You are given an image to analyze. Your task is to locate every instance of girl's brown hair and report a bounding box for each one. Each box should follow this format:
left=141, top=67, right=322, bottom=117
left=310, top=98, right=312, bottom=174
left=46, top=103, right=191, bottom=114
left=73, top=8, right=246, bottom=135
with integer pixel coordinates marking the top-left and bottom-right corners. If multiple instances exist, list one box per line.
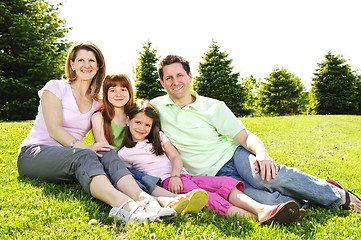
left=122, top=99, right=164, bottom=156
left=64, top=41, right=106, bottom=100
left=101, top=74, right=134, bottom=147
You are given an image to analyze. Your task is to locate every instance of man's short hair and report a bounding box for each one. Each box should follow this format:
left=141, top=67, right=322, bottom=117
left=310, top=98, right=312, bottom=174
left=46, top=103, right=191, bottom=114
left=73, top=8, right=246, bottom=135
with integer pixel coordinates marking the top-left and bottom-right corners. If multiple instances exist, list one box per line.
left=158, top=55, right=191, bottom=80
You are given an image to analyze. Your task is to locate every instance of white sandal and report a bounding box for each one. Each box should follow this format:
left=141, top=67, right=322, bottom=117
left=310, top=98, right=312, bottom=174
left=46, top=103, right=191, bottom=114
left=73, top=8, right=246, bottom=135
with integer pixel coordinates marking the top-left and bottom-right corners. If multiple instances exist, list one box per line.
left=138, top=198, right=177, bottom=218
left=109, top=199, right=159, bottom=224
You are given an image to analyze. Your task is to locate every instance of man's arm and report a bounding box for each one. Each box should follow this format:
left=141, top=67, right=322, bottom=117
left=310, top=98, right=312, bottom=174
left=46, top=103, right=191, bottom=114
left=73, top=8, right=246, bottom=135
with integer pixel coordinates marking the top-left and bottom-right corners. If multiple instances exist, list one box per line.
left=233, top=129, right=278, bottom=181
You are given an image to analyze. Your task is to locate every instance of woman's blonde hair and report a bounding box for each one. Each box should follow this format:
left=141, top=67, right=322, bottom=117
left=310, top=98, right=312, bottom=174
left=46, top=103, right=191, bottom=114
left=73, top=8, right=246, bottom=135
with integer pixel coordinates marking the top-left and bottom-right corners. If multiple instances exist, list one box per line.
left=64, top=41, right=106, bottom=100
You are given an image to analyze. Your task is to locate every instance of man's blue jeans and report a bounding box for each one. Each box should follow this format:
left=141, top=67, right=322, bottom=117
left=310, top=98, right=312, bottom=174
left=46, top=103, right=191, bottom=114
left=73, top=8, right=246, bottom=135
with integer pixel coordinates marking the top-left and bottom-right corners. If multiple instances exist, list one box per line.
left=216, top=146, right=342, bottom=208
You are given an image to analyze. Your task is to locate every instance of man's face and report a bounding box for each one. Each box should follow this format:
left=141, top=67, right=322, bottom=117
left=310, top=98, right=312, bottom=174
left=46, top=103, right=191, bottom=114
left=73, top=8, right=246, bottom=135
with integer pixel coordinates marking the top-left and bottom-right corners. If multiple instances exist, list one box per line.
left=160, top=63, right=192, bottom=100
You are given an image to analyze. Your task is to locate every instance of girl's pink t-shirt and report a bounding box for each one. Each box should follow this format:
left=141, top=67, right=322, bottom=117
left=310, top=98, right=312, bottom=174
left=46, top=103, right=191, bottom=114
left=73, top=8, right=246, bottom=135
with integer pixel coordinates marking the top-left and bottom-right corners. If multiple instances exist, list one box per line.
left=20, top=80, right=102, bottom=149
left=118, top=131, right=188, bottom=180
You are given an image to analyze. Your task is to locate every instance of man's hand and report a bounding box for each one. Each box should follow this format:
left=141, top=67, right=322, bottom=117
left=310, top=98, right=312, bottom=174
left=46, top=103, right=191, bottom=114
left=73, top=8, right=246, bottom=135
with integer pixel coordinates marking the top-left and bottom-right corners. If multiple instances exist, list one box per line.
left=233, top=129, right=278, bottom=181
left=254, top=151, right=278, bottom=181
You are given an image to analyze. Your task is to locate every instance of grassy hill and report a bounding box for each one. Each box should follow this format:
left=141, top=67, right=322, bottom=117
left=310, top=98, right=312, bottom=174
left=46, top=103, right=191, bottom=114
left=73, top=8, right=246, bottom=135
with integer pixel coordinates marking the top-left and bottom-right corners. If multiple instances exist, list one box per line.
left=1, top=115, right=360, bottom=239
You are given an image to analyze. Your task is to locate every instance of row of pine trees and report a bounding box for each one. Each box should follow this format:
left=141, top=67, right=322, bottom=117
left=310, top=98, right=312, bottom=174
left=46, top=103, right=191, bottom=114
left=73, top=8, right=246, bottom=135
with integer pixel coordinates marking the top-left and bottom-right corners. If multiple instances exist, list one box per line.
left=135, top=40, right=361, bottom=117
left=1, top=0, right=360, bottom=120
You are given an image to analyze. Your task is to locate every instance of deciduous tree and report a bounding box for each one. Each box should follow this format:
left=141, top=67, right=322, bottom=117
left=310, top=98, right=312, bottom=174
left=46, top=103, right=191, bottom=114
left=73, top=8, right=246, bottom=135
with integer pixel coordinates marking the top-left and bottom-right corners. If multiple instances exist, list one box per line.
left=239, top=75, right=261, bottom=116
left=0, top=0, right=70, bottom=120
left=355, top=75, right=361, bottom=115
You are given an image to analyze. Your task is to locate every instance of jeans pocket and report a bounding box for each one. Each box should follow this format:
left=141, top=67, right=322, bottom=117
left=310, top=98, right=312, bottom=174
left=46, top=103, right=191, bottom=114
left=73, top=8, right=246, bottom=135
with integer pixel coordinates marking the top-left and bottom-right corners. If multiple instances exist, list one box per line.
left=216, top=159, right=236, bottom=176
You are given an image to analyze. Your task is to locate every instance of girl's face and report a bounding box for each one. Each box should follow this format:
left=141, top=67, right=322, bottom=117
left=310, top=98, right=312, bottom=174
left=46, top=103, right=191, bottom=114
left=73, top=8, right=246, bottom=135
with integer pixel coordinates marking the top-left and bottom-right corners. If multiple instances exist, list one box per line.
left=107, top=84, right=130, bottom=109
left=126, top=112, right=153, bottom=142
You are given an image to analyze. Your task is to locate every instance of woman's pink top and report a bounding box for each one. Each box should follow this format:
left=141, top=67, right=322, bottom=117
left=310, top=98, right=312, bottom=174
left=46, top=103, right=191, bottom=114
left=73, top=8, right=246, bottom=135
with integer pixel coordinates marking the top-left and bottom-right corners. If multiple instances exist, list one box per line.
left=19, top=80, right=101, bottom=149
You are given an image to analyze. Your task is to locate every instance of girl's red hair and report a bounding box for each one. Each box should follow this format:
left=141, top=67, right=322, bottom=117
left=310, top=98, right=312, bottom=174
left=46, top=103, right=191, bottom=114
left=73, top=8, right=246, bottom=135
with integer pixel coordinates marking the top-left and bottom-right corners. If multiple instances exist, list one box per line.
left=101, top=74, right=134, bottom=147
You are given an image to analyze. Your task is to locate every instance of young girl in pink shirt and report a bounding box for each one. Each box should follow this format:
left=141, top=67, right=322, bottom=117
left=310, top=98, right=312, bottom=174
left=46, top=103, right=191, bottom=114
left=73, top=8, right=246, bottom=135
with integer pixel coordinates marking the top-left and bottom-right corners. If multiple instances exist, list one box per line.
left=91, top=74, right=209, bottom=216
left=118, top=99, right=305, bottom=224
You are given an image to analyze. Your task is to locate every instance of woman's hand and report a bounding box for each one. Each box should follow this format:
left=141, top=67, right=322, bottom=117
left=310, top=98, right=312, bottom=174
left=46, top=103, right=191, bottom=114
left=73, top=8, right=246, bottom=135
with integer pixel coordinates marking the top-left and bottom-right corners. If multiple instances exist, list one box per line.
left=168, top=176, right=183, bottom=194
left=89, top=142, right=114, bottom=157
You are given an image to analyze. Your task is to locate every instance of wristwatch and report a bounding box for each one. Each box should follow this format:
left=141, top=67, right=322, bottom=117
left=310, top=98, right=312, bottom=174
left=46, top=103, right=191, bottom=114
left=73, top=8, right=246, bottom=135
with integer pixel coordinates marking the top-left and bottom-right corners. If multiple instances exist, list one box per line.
left=70, top=138, right=78, bottom=148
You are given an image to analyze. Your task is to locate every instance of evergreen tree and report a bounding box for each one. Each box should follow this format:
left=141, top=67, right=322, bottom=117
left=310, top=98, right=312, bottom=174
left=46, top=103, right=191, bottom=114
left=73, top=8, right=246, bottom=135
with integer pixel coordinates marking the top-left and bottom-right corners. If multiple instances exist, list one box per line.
left=309, top=51, right=357, bottom=114
left=258, top=67, right=305, bottom=116
left=0, top=0, right=70, bottom=120
left=134, top=41, right=165, bottom=100
left=193, top=40, right=246, bottom=116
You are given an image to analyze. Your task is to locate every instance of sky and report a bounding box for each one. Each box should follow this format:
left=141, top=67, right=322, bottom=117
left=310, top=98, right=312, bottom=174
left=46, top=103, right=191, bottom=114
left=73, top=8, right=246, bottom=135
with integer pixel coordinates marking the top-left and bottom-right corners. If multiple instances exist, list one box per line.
left=52, top=0, right=361, bottom=90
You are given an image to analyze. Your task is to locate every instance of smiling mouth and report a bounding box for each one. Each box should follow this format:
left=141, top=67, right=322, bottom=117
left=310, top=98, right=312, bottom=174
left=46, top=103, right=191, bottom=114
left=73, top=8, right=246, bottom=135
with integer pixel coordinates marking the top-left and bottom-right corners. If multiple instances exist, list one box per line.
left=173, top=86, right=183, bottom=91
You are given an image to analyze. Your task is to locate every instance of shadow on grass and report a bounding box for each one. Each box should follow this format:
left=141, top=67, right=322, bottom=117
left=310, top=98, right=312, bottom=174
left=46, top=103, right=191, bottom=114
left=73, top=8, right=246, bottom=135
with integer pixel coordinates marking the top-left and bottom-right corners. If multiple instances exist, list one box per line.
left=16, top=176, right=357, bottom=239
left=17, top=175, right=110, bottom=219
left=147, top=207, right=356, bottom=239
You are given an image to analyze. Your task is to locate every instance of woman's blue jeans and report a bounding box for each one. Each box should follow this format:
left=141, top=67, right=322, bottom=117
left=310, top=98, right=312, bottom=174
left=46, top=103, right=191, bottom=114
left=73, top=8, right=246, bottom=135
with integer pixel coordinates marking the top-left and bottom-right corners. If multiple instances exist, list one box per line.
left=216, top=146, right=342, bottom=208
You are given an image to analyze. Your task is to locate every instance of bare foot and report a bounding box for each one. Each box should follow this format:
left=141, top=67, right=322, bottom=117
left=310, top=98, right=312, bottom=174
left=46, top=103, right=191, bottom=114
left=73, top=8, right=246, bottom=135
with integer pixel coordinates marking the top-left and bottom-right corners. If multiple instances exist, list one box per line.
left=225, top=206, right=257, bottom=219
left=345, top=190, right=361, bottom=214
left=258, top=205, right=276, bottom=222
left=338, top=188, right=361, bottom=214
left=350, top=193, right=361, bottom=214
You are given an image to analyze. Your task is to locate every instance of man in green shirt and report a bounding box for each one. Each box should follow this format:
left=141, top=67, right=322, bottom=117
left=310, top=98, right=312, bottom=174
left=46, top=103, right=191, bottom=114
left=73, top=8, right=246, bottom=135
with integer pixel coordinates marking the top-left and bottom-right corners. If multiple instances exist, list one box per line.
left=150, top=55, right=361, bottom=213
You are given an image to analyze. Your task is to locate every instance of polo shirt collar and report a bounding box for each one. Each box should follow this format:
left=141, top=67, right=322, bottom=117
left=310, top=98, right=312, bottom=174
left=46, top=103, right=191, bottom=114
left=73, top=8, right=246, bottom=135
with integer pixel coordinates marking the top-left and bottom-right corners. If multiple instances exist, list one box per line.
left=164, top=91, right=202, bottom=110
left=189, top=91, right=202, bottom=110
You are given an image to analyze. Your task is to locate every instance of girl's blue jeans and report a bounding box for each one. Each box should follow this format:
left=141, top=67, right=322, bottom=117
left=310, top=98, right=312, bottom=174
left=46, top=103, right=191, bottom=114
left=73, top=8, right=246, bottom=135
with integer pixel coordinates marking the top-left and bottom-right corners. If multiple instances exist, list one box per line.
left=216, top=146, right=342, bottom=208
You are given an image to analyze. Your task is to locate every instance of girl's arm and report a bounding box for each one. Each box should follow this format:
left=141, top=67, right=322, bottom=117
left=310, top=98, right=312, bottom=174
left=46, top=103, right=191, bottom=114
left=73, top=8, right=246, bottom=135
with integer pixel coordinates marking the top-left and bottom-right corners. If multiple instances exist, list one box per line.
left=164, top=141, right=184, bottom=194
left=42, top=90, right=113, bottom=157
left=91, top=111, right=110, bottom=143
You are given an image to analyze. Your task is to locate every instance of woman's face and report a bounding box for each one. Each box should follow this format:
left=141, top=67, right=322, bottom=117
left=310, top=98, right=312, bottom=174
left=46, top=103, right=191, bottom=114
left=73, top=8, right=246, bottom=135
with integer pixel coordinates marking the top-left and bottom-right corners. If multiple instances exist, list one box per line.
left=107, top=84, right=130, bottom=109
left=70, top=49, right=99, bottom=81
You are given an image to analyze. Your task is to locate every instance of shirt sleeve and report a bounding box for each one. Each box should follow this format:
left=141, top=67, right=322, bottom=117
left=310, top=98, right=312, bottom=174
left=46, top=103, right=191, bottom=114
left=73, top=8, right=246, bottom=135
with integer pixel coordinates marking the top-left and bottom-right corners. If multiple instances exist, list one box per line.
left=213, top=101, right=245, bottom=139
left=38, top=80, right=65, bottom=100
left=160, top=131, right=170, bottom=146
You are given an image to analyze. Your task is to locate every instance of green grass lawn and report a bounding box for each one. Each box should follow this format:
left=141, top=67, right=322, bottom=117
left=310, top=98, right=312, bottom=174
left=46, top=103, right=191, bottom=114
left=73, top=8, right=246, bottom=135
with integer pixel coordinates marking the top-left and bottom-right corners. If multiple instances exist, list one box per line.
left=1, top=115, right=360, bottom=239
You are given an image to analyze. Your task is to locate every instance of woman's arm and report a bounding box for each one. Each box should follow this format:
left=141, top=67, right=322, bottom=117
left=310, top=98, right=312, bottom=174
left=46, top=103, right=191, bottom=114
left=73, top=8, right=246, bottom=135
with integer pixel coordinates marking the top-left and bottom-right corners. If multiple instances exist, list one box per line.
left=42, top=90, right=76, bottom=147
left=164, top=141, right=184, bottom=194
left=42, top=90, right=113, bottom=156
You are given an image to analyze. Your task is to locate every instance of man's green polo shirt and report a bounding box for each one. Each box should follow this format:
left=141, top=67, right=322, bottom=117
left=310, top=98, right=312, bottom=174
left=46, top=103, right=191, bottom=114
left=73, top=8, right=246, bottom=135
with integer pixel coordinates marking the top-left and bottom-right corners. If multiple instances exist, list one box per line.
left=151, top=91, right=245, bottom=176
